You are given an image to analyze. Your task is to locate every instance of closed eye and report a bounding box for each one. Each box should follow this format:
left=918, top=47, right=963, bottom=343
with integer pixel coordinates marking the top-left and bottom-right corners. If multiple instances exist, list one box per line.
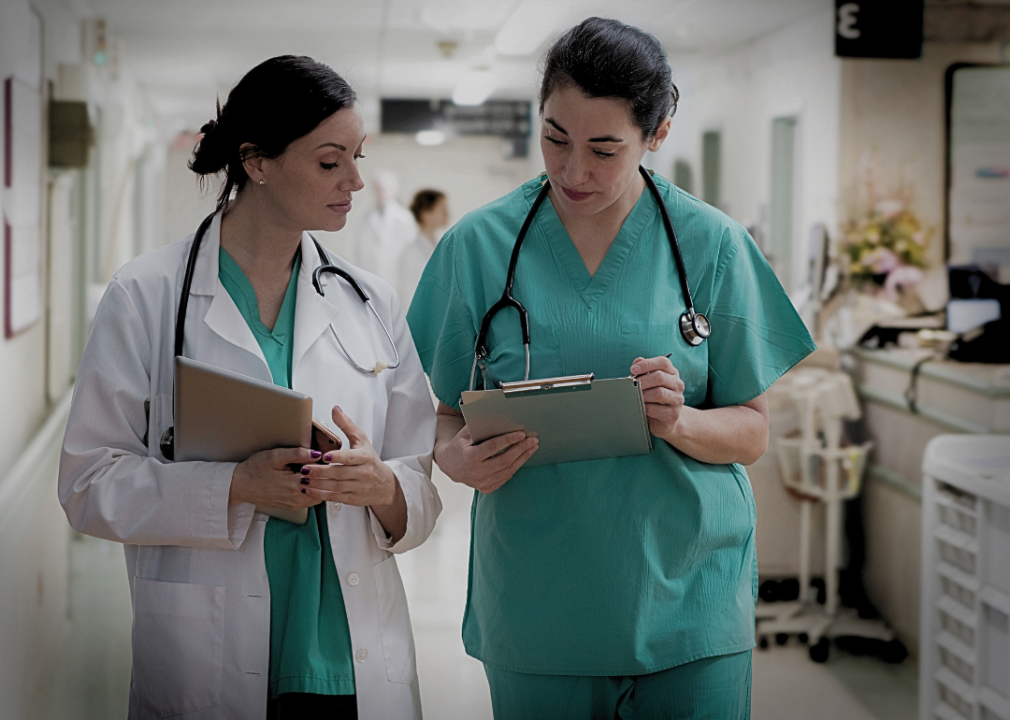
left=544, top=135, right=567, bottom=146
left=321, top=162, right=338, bottom=170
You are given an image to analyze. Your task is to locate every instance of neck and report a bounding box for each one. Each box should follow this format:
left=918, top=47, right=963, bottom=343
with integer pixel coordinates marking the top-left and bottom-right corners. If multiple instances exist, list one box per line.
left=219, top=190, right=301, bottom=280
left=419, top=224, right=438, bottom=242
left=548, top=171, right=645, bottom=275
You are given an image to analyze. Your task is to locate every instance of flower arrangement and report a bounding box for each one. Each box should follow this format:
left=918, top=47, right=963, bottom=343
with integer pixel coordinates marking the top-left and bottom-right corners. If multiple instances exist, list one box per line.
left=840, top=197, right=931, bottom=301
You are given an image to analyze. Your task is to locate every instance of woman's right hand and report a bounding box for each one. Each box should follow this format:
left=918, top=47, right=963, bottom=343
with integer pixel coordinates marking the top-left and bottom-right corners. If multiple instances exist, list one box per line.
left=229, top=447, right=322, bottom=508
left=435, top=417, right=538, bottom=495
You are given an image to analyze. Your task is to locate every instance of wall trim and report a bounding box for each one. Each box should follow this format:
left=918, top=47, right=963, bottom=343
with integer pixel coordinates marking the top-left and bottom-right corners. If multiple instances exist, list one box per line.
left=867, top=462, right=923, bottom=503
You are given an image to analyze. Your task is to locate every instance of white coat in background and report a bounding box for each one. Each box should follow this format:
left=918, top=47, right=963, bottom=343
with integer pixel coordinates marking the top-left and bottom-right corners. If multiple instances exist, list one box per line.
left=354, top=200, right=417, bottom=288
left=58, top=212, right=441, bottom=720
left=397, top=229, right=437, bottom=310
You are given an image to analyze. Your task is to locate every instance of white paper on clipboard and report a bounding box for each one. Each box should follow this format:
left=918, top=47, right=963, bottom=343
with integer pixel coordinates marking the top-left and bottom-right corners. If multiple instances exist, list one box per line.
left=459, top=373, right=653, bottom=467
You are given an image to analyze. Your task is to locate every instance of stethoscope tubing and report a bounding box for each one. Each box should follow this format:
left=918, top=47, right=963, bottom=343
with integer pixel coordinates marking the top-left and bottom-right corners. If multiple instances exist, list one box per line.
left=469, top=166, right=710, bottom=392
left=174, top=211, right=399, bottom=373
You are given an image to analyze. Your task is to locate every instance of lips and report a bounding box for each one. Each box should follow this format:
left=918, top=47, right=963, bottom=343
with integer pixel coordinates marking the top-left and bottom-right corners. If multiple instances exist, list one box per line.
left=561, top=186, right=592, bottom=202
left=328, top=201, right=353, bottom=213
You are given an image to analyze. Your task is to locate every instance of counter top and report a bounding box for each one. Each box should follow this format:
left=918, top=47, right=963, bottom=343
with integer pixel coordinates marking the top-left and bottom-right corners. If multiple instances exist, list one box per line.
left=849, top=348, right=1010, bottom=398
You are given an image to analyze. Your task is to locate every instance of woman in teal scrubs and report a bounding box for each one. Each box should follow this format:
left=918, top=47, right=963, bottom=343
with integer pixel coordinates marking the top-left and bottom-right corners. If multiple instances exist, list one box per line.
left=407, top=18, right=815, bottom=719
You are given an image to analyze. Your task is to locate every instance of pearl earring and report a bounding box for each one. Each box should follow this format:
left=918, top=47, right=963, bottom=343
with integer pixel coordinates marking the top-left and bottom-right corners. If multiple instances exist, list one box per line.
left=259, top=180, right=265, bottom=185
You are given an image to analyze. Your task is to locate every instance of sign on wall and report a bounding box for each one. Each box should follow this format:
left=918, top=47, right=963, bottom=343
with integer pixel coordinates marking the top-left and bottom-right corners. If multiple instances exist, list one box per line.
left=2, top=8, right=43, bottom=338
left=834, top=0, right=924, bottom=60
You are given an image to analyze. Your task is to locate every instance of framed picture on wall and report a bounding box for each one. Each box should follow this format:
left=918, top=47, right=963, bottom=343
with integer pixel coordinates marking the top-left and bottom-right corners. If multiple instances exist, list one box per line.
left=3, top=7, right=43, bottom=339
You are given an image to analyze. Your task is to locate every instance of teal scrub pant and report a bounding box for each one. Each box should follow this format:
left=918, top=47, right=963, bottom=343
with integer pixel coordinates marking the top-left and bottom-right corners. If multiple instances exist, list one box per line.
left=484, top=651, right=751, bottom=720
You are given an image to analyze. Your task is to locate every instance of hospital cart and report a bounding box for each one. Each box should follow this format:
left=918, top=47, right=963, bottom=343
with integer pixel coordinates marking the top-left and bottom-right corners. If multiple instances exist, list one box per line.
left=919, top=434, right=1010, bottom=720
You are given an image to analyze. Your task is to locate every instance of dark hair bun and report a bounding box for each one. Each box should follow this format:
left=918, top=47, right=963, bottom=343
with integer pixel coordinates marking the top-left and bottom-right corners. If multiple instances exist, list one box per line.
left=540, top=18, right=678, bottom=139
left=188, top=56, right=356, bottom=211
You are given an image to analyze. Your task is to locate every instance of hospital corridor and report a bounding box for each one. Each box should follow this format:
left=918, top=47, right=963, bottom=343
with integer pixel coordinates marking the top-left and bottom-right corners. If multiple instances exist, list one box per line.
left=0, top=1, right=1008, bottom=719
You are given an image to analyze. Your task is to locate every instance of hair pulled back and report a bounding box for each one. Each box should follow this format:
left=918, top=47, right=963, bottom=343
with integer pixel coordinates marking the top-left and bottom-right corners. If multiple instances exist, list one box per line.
left=409, top=189, right=446, bottom=223
left=189, top=55, right=357, bottom=211
left=539, top=17, right=678, bottom=140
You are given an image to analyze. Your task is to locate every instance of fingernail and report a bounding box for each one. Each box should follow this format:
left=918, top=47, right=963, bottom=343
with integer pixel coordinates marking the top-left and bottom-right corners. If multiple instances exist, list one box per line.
left=300, top=478, right=309, bottom=485
left=335, top=406, right=342, bottom=414
left=301, top=488, right=307, bottom=494
left=300, top=467, right=310, bottom=475
left=310, top=450, right=321, bottom=459
left=324, top=453, right=332, bottom=462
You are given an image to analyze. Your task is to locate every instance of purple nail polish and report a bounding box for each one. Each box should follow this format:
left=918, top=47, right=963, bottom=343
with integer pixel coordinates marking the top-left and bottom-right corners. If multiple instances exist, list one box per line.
left=301, top=488, right=307, bottom=494
left=310, top=450, right=321, bottom=459
left=300, top=478, right=309, bottom=485
left=324, top=454, right=332, bottom=462
left=300, top=467, right=310, bottom=475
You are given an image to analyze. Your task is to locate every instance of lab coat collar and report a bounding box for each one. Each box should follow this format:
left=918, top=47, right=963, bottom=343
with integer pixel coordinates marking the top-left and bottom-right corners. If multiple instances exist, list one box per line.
left=194, top=211, right=268, bottom=369
left=292, top=233, right=341, bottom=373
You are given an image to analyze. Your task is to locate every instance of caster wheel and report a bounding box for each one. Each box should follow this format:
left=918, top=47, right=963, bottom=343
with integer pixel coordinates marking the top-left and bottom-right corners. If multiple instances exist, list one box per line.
left=778, top=577, right=800, bottom=602
left=880, top=639, right=908, bottom=664
left=775, top=633, right=789, bottom=646
left=811, top=578, right=827, bottom=605
left=758, top=636, right=769, bottom=650
left=798, top=633, right=809, bottom=645
left=809, top=637, right=830, bottom=663
left=759, top=580, right=780, bottom=603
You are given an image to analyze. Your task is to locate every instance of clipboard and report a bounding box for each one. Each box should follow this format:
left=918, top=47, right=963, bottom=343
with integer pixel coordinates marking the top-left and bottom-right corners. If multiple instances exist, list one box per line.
left=460, top=373, right=653, bottom=467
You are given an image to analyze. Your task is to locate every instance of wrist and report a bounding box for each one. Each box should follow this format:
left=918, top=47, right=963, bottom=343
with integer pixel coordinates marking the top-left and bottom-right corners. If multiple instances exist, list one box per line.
left=228, top=464, right=248, bottom=506
left=664, top=406, right=694, bottom=447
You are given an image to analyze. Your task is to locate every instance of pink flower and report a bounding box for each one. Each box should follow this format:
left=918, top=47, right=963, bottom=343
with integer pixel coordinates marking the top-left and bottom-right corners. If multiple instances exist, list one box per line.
left=882, top=265, right=925, bottom=302
left=872, top=247, right=900, bottom=274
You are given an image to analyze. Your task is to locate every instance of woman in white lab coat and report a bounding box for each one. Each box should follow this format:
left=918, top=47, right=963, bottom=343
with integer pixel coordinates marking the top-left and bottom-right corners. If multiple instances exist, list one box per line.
left=58, top=56, right=440, bottom=720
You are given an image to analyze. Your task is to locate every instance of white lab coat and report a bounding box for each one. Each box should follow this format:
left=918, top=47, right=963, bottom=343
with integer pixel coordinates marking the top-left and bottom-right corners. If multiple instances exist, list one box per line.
left=58, top=212, right=441, bottom=720
left=397, top=230, right=437, bottom=310
left=353, top=201, right=417, bottom=286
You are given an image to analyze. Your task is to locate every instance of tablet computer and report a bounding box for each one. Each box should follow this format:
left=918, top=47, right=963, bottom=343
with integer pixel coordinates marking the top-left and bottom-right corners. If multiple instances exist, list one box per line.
left=174, top=356, right=313, bottom=524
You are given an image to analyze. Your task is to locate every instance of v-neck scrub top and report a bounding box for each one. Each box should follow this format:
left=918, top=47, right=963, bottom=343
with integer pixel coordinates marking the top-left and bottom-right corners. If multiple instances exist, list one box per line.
left=218, top=248, right=356, bottom=698
left=406, top=174, right=815, bottom=676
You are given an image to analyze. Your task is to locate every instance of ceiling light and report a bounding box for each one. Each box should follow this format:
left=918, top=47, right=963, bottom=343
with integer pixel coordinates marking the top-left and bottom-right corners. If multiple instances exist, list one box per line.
left=495, top=1, right=570, bottom=56
left=452, top=69, right=495, bottom=106
left=416, top=130, right=446, bottom=146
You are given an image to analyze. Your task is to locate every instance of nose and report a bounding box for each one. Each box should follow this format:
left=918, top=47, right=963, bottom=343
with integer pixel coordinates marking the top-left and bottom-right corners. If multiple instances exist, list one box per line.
left=561, top=150, right=590, bottom=187
left=343, top=161, right=365, bottom=193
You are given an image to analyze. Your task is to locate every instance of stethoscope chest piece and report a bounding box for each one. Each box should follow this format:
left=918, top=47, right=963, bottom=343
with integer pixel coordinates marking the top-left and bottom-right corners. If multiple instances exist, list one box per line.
left=679, top=310, right=711, bottom=347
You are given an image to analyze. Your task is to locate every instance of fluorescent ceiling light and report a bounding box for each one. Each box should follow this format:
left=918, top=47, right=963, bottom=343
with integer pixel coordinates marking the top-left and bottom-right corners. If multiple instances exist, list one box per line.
left=415, top=130, right=446, bottom=146
left=495, top=0, right=570, bottom=56
left=452, top=69, right=496, bottom=107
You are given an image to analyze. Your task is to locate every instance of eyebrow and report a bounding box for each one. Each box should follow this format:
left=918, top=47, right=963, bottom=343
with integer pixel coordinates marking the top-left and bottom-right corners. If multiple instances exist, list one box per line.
left=317, top=136, right=369, bottom=151
left=545, top=118, right=623, bottom=143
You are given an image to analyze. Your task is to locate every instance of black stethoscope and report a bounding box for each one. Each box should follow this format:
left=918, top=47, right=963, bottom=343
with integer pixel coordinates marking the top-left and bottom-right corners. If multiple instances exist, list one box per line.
left=469, top=165, right=711, bottom=392
left=159, top=211, right=400, bottom=459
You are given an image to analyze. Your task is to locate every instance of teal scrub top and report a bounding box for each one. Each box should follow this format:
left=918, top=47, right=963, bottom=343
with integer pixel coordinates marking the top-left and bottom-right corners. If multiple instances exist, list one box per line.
left=406, top=174, right=815, bottom=676
left=218, top=248, right=356, bottom=698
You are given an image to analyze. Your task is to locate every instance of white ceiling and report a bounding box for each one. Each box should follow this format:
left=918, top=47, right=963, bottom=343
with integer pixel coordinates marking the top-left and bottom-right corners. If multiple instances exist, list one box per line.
left=83, top=0, right=829, bottom=131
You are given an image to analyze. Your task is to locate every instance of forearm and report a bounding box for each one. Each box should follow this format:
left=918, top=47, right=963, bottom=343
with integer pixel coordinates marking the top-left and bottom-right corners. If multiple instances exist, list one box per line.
left=664, top=402, right=769, bottom=466
left=368, top=468, right=408, bottom=543
left=434, top=407, right=465, bottom=467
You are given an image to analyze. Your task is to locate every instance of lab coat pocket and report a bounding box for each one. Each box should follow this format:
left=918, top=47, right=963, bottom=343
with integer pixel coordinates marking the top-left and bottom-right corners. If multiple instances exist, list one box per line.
left=372, top=554, right=416, bottom=684
left=132, top=578, right=224, bottom=716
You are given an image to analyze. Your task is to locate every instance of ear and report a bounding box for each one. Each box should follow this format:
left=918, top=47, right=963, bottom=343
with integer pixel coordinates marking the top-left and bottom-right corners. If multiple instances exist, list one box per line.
left=240, top=143, right=268, bottom=184
left=647, top=116, right=672, bottom=153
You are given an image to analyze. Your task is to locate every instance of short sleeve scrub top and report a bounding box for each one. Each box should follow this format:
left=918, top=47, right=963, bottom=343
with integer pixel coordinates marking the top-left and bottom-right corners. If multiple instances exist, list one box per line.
left=406, top=174, right=815, bottom=678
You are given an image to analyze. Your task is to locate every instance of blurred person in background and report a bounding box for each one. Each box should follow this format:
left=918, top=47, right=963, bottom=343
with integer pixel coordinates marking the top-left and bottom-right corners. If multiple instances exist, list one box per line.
left=58, top=55, right=440, bottom=720
left=353, top=169, right=416, bottom=286
left=398, top=188, right=449, bottom=307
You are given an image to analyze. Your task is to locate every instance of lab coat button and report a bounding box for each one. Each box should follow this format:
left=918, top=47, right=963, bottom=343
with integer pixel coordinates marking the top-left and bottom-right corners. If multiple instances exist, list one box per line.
left=355, top=648, right=368, bottom=663
left=347, top=572, right=360, bottom=586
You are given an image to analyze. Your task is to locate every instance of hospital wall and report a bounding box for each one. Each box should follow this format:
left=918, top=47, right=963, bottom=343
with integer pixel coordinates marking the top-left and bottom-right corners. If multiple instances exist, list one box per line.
left=0, top=1, right=152, bottom=716
left=655, top=5, right=843, bottom=296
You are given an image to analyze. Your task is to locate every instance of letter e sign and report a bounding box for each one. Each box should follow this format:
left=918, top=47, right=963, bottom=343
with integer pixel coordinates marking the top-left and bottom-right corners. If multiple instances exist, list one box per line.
left=834, top=0, right=923, bottom=59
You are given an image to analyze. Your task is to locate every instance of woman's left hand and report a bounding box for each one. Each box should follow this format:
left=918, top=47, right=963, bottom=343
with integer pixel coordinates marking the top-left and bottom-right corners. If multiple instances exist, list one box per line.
left=631, top=355, right=686, bottom=440
left=301, top=406, right=401, bottom=510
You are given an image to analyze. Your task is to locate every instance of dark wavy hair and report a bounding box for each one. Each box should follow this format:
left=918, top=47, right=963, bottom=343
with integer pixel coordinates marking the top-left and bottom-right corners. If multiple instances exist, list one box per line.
left=539, top=17, right=678, bottom=139
left=189, top=55, right=357, bottom=211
